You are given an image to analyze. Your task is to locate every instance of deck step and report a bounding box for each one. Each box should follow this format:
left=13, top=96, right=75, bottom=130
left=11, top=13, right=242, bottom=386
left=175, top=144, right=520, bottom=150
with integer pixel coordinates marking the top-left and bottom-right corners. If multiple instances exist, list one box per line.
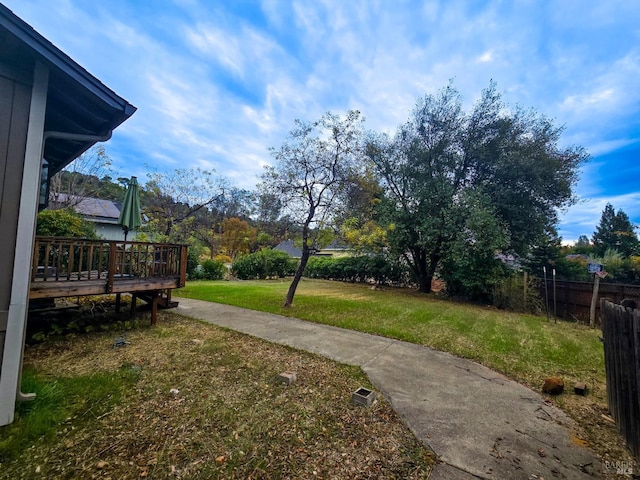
left=136, top=292, right=178, bottom=309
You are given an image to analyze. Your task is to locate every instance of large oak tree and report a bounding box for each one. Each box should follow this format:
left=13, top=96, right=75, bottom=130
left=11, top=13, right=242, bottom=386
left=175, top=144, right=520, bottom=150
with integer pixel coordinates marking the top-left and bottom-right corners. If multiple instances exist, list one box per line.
left=367, top=82, right=588, bottom=294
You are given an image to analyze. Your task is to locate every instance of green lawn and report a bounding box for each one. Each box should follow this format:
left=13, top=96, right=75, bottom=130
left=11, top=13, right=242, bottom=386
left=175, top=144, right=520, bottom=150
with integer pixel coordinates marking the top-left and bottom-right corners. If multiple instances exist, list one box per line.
left=175, top=279, right=606, bottom=401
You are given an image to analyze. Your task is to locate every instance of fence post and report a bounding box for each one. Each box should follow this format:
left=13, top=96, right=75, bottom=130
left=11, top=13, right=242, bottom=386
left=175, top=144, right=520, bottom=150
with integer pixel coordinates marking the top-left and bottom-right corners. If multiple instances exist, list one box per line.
left=553, top=268, right=557, bottom=323
left=543, top=267, right=549, bottom=321
left=633, top=308, right=640, bottom=459
left=590, top=274, right=600, bottom=328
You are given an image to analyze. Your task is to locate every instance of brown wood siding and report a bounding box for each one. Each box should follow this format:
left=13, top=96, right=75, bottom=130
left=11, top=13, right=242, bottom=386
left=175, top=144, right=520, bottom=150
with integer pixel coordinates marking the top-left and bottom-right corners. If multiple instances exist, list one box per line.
left=0, top=69, right=32, bottom=356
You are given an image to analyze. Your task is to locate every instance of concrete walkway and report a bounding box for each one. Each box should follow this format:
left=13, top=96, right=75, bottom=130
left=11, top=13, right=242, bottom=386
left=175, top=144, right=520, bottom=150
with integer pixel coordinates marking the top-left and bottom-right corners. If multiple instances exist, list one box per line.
left=174, top=298, right=600, bottom=479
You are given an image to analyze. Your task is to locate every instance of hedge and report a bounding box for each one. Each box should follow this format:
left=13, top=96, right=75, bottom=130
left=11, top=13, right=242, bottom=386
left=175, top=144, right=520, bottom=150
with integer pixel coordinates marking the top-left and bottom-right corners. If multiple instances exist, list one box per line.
left=305, top=255, right=410, bottom=285
left=232, top=249, right=297, bottom=279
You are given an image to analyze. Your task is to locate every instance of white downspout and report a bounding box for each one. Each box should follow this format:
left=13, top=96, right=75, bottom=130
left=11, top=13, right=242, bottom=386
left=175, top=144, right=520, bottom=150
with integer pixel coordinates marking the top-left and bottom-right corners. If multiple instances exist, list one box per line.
left=0, top=61, right=49, bottom=425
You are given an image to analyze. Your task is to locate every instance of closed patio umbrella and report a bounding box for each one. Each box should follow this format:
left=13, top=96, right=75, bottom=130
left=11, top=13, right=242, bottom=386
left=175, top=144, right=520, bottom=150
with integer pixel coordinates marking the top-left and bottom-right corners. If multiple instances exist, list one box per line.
left=118, top=176, right=142, bottom=241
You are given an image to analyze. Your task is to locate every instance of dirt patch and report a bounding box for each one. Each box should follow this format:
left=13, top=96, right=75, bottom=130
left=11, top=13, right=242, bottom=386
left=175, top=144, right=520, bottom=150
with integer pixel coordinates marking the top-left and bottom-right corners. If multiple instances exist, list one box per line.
left=552, top=393, right=639, bottom=479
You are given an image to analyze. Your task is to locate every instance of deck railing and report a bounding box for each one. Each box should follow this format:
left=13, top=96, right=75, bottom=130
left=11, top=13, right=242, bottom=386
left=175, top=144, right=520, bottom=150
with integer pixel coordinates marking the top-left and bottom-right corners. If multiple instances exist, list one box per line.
left=32, top=237, right=187, bottom=293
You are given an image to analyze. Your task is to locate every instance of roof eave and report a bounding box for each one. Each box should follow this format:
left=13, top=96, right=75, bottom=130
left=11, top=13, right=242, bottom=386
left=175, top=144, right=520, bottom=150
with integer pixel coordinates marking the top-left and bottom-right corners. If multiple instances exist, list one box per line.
left=0, top=4, right=137, bottom=115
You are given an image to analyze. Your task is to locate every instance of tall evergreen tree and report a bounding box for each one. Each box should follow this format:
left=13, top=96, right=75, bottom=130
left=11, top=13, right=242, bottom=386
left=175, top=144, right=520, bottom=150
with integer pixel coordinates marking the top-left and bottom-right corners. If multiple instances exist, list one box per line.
left=592, top=203, right=639, bottom=257
left=526, top=225, right=563, bottom=277
left=571, top=235, right=593, bottom=255
left=576, top=235, right=591, bottom=247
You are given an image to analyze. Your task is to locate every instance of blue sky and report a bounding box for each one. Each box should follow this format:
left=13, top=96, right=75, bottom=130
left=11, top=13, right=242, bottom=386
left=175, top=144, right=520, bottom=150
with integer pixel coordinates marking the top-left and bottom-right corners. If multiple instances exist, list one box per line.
left=5, top=0, right=640, bottom=243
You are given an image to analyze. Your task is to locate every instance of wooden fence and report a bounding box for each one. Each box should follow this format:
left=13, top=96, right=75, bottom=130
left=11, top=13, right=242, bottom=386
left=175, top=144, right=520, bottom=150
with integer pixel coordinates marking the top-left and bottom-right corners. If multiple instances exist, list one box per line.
left=538, top=279, right=640, bottom=324
left=601, top=300, right=640, bottom=461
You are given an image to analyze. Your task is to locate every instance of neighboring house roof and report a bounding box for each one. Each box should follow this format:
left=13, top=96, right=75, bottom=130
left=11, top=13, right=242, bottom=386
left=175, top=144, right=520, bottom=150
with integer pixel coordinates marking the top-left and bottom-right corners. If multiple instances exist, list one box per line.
left=0, top=4, right=137, bottom=177
left=70, top=197, right=122, bottom=225
left=53, top=193, right=147, bottom=227
left=274, top=240, right=302, bottom=258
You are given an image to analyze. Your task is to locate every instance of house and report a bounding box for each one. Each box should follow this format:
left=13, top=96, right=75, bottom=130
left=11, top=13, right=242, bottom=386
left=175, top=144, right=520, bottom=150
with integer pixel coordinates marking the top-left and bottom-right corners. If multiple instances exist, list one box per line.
left=52, top=193, right=142, bottom=241
left=71, top=196, right=127, bottom=240
left=273, top=239, right=352, bottom=259
left=274, top=239, right=302, bottom=258
left=316, top=239, right=352, bottom=257
left=0, top=4, right=136, bottom=425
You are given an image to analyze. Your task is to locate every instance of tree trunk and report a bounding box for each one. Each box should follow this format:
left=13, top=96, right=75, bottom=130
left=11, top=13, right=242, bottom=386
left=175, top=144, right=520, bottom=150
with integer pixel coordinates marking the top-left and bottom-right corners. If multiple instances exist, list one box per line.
left=413, top=250, right=438, bottom=293
left=164, top=219, right=173, bottom=237
left=284, top=244, right=311, bottom=308
left=417, top=273, right=433, bottom=293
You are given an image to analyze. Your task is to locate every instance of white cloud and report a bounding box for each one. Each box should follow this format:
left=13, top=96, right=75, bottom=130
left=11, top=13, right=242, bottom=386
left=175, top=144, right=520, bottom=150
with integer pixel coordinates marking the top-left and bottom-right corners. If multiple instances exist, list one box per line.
left=586, top=138, right=640, bottom=157
left=562, top=89, right=616, bottom=113
left=186, top=26, right=245, bottom=75
left=476, top=51, right=494, bottom=64
left=556, top=50, right=640, bottom=137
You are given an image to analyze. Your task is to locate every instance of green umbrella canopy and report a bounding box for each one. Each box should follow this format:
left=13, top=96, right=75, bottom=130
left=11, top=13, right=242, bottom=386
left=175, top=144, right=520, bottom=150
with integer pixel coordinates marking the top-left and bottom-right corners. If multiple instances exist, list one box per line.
left=118, top=176, right=142, bottom=241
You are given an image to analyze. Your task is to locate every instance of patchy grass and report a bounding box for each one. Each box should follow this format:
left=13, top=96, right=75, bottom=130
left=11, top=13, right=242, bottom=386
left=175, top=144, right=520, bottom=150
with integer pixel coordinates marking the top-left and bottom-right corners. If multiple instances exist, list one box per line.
left=176, top=279, right=638, bottom=471
left=0, top=313, right=434, bottom=479
left=0, top=368, right=137, bottom=463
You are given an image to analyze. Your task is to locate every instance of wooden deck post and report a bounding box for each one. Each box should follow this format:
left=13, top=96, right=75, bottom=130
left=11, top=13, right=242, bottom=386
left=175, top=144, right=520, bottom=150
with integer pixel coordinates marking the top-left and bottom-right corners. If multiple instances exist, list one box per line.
left=106, top=242, right=116, bottom=294
left=179, top=245, right=188, bottom=287
left=130, top=294, right=137, bottom=317
left=151, top=290, right=159, bottom=326
left=31, top=238, right=40, bottom=283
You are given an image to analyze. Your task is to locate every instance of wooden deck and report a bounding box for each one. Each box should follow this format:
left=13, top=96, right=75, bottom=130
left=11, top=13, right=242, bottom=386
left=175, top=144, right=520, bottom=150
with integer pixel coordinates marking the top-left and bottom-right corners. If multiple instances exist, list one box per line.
left=30, top=237, right=188, bottom=324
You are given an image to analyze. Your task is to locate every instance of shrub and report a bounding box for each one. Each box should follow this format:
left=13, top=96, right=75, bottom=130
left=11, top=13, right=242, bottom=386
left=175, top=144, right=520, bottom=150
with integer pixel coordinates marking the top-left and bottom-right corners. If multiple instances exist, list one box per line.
left=305, top=257, right=334, bottom=279
left=554, top=256, right=590, bottom=282
left=232, top=249, right=297, bottom=279
left=36, top=209, right=97, bottom=238
left=492, top=274, right=543, bottom=313
left=189, top=264, right=206, bottom=280
left=201, top=259, right=227, bottom=280
left=214, top=254, right=233, bottom=264
left=186, top=248, right=200, bottom=277
left=441, top=252, right=510, bottom=302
